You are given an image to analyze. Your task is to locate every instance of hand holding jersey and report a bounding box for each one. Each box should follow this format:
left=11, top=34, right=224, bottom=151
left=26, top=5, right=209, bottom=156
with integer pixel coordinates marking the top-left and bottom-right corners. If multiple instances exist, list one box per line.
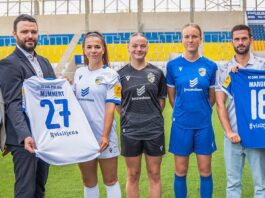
left=225, top=63, right=245, bottom=144
left=23, top=76, right=100, bottom=165
left=226, top=131, right=241, bottom=144
left=222, top=69, right=265, bottom=148
left=24, top=136, right=36, bottom=153
left=230, top=64, right=244, bottom=73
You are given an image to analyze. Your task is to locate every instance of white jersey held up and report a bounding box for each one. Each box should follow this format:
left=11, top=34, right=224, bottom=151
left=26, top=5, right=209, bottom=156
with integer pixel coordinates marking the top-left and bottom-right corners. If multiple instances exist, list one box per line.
left=22, top=76, right=100, bottom=165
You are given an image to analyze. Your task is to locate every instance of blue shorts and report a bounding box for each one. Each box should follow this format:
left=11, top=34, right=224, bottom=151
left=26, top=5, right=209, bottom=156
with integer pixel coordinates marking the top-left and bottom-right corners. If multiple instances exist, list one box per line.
left=169, top=123, right=217, bottom=156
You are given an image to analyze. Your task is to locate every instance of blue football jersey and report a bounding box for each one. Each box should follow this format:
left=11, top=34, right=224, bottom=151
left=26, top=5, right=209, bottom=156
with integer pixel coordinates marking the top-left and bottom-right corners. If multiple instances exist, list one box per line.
left=222, top=69, right=265, bottom=148
left=166, top=55, right=217, bottom=129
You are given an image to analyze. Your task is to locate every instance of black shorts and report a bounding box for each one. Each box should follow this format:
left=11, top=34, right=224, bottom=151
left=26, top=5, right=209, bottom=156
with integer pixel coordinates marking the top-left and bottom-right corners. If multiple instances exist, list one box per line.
left=121, top=134, right=165, bottom=157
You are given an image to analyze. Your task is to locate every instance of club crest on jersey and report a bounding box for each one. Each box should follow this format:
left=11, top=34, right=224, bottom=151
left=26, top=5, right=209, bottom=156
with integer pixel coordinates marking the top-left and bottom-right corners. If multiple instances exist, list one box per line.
left=137, top=85, right=145, bottom=96
left=81, top=87, right=89, bottom=97
left=95, top=76, right=103, bottom=85
left=189, top=77, right=198, bottom=87
left=125, top=76, right=130, bottom=81
left=198, top=68, right=206, bottom=76
left=179, top=67, right=183, bottom=71
left=223, top=74, right=231, bottom=88
left=147, top=72, right=155, bottom=83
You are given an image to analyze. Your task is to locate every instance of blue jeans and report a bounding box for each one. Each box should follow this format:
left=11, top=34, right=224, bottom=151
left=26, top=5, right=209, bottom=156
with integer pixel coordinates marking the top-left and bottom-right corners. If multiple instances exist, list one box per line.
left=224, top=136, right=265, bottom=198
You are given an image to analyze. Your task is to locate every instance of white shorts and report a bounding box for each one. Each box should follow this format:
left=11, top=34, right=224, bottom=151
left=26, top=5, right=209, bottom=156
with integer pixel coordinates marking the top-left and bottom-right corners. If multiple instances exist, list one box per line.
left=98, top=135, right=120, bottom=159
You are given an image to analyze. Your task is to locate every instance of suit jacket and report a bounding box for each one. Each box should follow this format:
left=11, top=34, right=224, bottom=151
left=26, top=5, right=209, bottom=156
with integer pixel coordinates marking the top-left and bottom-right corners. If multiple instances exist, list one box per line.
left=0, top=47, right=56, bottom=146
left=0, top=89, right=6, bottom=151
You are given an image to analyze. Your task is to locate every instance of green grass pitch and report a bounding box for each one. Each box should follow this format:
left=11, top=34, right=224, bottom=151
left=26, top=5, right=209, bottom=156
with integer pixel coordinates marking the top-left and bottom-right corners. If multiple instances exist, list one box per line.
left=0, top=103, right=254, bottom=197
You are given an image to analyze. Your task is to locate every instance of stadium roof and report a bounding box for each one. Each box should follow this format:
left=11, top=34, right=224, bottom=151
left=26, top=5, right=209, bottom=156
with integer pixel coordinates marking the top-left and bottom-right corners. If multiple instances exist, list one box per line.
left=0, top=0, right=264, bottom=16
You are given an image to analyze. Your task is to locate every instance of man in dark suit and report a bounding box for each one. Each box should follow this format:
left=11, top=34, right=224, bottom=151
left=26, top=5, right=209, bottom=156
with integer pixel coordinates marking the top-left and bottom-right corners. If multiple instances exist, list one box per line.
left=0, top=14, right=55, bottom=198
left=0, top=89, right=6, bottom=154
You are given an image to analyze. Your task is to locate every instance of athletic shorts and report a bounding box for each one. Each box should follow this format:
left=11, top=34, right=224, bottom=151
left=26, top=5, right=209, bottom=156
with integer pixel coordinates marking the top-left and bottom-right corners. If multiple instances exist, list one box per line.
left=169, top=123, right=216, bottom=156
left=98, top=137, right=120, bottom=159
left=121, top=134, right=165, bottom=157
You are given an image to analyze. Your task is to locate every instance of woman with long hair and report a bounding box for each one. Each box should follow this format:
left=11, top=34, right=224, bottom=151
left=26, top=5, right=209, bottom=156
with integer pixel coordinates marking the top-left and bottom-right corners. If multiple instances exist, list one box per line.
left=73, top=31, right=121, bottom=198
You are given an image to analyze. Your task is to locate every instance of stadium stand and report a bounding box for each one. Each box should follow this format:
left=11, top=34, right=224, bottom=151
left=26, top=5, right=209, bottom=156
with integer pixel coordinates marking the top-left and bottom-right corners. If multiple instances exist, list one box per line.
left=249, top=24, right=265, bottom=51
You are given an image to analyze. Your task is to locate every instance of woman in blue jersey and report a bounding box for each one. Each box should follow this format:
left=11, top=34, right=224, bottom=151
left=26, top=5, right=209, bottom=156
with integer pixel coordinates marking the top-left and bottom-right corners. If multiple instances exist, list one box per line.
left=166, top=24, right=217, bottom=198
left=73, top=31, right=121, bottom=198
left=117, top=33, right=167, bottom=198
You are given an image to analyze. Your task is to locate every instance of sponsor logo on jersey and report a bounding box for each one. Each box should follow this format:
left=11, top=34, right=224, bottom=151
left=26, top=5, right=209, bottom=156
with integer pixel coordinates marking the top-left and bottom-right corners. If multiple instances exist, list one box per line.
left=223, top=74, right=231, bottom=88
left=179, top=67, right=183, bottom=71
left=249, top=122, right=265, bottom=130
left=125, top=76, right=130, bottom=81
left=189, top=77, right=198, bottom=87
left=249, top=123, right=253, bottom=130
left=147, top=72, right=155, bottom=83
left=114, top=84, right=121, bottom=98
left=81, top=87, right=89, bottom=97
left=95, top=76, right=104, bottom=85
left=160, top=145, right=164, bottom=151
left=137, top=85, right=145, bottom=96
left=199, top=68, right=206, bottom=76
left=184, top=77, right=202, bottom=92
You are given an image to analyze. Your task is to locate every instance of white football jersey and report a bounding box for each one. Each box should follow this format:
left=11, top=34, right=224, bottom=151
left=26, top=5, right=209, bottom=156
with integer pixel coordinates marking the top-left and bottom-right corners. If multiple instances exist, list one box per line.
left=73, top=66, right=121, bottom=145
left=23, top=76, right=100, bottom=165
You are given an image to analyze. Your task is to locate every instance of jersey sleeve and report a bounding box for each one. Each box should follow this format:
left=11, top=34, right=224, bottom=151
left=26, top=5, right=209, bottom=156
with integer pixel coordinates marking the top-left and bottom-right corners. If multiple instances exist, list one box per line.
left=166, top=61, right=175, bottom=88
left=158, top=71, right=167, bottom=99
left=215, top=63, right=229, bottom=92
left=21, top=87, right=26, bottom=112
left=209, top=63, right=218, bottom=88
left=72, top=68, right=82, bottom=94
left=222, top=73, right=233, bottom=98
left=105, top=72, right=121, bottom=105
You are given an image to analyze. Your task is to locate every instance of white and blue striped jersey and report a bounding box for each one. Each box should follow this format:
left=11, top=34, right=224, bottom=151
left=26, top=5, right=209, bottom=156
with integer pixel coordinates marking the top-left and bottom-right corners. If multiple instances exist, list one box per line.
left=73, top=65, right=121, bottom=144
left=22, top=76, right=100, bottom=165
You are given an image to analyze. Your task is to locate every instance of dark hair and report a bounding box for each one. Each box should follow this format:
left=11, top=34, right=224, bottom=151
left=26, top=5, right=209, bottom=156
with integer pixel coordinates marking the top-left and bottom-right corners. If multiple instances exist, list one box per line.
left=13, top=14, right=37, bottom=32
left=82, top=31, right=109, bottom=66
left=182, top=23, right=202, bottom=38
left=231, top=24, right=252, bottom=38
left=128, top=32, right=148, bottom=44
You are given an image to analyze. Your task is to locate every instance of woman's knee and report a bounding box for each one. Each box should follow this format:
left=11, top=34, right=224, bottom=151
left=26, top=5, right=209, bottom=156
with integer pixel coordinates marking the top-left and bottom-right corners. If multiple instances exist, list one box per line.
left=127, top=169, right=141, bottom=184
left=82, top=177, right=98, bottom=187
left=147, top=169, right=161, bottom=183
left=175, top=164, right=188, bottom=176
left=198, top=164, right=212, bottom=176
left=103, top=175, right=118, bottom=186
